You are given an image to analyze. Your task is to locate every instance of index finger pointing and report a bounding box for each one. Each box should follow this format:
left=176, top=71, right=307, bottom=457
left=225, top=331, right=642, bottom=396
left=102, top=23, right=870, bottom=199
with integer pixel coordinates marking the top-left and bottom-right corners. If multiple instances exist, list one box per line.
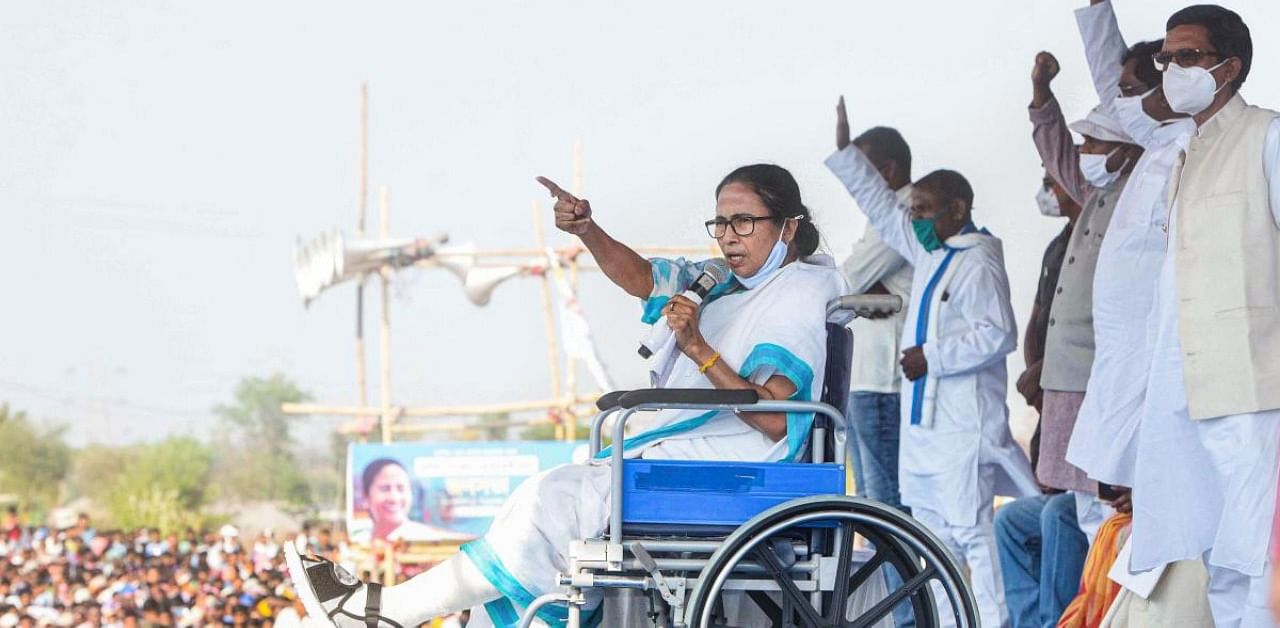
left=536, top=176, right=578, bottom=203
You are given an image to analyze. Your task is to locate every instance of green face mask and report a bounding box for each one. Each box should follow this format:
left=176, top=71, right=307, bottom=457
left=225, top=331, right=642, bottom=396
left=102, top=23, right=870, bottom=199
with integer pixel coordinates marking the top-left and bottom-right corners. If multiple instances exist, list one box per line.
left=911, top=218, right=944, bottom=252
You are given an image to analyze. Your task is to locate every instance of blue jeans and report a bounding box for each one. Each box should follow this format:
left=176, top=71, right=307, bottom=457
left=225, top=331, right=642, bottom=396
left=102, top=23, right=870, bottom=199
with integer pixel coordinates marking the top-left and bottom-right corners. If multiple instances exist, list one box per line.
left=848, top=391, right=906, bottom=512
left=994, top=493, right=1089, bottom=628
left=848, top=391, right=913, bottom=627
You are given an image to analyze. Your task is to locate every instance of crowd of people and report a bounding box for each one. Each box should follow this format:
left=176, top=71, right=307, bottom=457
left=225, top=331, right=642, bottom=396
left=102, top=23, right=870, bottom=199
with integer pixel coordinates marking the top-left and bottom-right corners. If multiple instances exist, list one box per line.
left=0, top=509, right=358, bottom=627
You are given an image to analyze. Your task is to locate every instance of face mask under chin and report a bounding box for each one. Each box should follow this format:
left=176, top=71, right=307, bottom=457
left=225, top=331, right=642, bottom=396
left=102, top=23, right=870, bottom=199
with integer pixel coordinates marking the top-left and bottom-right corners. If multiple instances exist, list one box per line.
left=733, top=221, right=792, bottom=289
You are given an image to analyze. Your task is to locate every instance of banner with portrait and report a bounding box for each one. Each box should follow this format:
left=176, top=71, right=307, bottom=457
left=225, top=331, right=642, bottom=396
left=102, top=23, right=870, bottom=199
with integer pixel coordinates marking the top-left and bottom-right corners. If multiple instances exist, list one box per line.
left=346, top=441, right=587, bottom=545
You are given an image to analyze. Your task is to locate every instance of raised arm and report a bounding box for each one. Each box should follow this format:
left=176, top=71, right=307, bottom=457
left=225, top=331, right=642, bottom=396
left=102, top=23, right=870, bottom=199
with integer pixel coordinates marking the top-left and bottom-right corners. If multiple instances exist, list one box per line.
left=921, top=256, right=1018, bottom=378
left=537, top=176, right=654, bottom=298
left=1030, top=52, right=1091, bottom=206
left=825, top=97, right=923, bottom=263
left=1076, top=0, right=1128, bottom=119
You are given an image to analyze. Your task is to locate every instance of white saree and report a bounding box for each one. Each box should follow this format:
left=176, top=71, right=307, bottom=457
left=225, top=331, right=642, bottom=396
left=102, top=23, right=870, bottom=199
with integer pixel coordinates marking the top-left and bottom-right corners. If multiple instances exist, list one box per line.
left=462, top=255, right=849, bottom=627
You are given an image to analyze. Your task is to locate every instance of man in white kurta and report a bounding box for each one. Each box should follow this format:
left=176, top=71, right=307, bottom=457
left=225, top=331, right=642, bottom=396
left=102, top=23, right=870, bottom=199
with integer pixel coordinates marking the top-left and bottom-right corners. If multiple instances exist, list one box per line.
left=1125, top=7, right=1280, bottom=621
left=1064, top=0, right=1196, bottom=491
left=1065, top=5, right=1218, bottom=626
left=827, top=142, right=1039, bottom=628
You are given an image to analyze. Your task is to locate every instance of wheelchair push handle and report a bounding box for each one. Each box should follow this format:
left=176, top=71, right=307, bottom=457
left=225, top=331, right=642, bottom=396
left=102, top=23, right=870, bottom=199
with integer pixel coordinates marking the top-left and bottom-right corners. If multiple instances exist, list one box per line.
left=827, top=293, right=902, bottom=318
left=595, top=390, right=627, bottom=411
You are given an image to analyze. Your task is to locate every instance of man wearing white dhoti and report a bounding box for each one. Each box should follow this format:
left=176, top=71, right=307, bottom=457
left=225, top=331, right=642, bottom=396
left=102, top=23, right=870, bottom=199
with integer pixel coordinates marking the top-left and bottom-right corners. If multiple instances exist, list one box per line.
left=284, top=164, right=850, bottom=627
left=1064, top=0, right=1196, bottom=495
left=1066, top=4, right=1214, bottom=626
left=1124, top=7, right=1280, bottom=627
left=827, top=97, right=1039, bottom=628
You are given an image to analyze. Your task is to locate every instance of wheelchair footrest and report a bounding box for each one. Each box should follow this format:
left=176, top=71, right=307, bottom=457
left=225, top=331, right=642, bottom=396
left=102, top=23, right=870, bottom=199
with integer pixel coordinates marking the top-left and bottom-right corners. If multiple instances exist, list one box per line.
left=621, top=459, right=845, bottom=527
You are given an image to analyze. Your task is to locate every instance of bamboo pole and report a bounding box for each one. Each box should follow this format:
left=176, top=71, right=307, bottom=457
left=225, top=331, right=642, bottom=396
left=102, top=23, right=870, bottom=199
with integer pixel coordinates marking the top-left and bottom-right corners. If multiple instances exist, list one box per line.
left=413, top=245, right=708, bottom=259
left=283, top=393, right=599, bottom=418
left=355, top=83, right=370, bottom=443
left=531, top=200, right=565, bottom=440
left=379, top=186, right=393, bottom=444
left=563, top=140, right=584, bottom=442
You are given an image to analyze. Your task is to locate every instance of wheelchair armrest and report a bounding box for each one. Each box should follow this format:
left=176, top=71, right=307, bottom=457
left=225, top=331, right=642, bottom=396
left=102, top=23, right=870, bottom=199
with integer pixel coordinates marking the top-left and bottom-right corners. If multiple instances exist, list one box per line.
left=618, top=388, right=759, bottom=409
left=595, top=390, right=629, bottom=411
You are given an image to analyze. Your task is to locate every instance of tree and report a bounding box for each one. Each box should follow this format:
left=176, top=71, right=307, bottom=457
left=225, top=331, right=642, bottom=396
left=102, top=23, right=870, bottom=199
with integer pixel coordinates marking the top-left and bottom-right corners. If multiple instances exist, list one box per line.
left=67, top=437, right=216, bottom=533
left=0, top=404, right=71, bottom=517
left=211, top=374, right=312, bottom=504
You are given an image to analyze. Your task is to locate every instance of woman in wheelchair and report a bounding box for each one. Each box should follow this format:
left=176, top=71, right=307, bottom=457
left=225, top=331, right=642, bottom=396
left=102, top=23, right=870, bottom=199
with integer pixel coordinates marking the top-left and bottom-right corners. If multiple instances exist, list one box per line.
left=285, top=164, right=851, bottom=627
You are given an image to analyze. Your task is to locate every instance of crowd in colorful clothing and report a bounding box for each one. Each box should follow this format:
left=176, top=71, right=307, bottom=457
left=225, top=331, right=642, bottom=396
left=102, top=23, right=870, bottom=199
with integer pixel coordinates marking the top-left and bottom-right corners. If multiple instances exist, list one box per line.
left=0, top=509, right=346, bottom=627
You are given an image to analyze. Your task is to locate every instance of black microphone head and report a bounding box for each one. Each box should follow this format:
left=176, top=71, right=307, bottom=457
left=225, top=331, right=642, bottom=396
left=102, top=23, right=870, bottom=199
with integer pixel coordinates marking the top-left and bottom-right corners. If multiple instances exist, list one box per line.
left=702, top=258, right=730, bottom=284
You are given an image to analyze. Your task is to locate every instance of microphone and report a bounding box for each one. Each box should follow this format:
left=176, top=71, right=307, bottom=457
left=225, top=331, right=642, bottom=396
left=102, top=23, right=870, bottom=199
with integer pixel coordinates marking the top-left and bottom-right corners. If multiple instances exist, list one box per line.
left=638, top=258, right=731, bottom=358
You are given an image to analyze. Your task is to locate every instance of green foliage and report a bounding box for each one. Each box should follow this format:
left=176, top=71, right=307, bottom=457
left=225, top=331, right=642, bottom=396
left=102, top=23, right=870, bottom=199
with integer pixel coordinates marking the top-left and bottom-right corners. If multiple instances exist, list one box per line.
left=519, top=419, right=592, bottom=441
left=68, top=437, right=215, bottom=533
left=0, top=404, right=71, bottom=516
left=211, top=373, right=313, bottom=505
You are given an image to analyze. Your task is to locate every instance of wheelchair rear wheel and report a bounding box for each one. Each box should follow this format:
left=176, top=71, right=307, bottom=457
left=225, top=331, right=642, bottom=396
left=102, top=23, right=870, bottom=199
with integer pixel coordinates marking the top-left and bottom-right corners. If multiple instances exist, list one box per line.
left=684, top=496, right=978, bottom=628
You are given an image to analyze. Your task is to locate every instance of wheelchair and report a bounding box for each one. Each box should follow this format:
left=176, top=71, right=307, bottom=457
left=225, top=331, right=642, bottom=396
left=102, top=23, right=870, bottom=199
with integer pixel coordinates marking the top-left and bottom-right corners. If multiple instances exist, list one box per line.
left=517, top=295, right=979, bottom=628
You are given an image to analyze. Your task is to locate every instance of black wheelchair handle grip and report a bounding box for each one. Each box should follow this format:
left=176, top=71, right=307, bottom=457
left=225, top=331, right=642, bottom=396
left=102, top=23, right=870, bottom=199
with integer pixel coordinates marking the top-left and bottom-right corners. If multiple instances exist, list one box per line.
left=617, top=388, right=760, bottom=409
left=595, top=390, right=629, bottom=411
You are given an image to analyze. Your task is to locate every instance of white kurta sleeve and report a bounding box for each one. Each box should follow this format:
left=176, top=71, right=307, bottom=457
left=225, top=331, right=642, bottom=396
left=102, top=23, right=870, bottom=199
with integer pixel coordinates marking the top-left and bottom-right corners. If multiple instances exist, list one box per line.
left=1266, top=118, right=1280, bottom=226
left=841, top=228, right=909, bottom=294
left=1076, top=1, right=1131, bottom=127
left=825, top=146, right=923, bottom=264
left=920, top=258, right=1017, bottom=378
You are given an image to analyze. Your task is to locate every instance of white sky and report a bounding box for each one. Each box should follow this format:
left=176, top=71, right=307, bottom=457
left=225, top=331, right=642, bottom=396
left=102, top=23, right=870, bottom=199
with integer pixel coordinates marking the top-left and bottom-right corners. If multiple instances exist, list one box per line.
left=3, top=1, right=1278, bottom=446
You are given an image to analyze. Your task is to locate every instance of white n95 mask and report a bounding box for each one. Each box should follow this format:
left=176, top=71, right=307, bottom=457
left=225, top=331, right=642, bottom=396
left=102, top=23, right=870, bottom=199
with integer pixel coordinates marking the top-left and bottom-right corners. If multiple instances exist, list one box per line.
left=1163, top=60, right=1229, bottom=115
left=1036, top=185, right=1062, bottom=217
left=1113, top=88, right=1161, bottom=145
left=1079, top=147, right=1124, bottom=188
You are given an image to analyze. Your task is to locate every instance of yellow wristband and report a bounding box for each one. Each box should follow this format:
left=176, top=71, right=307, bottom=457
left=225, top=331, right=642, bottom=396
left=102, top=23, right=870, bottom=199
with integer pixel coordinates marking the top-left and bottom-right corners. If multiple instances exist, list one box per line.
left=698, top=352, right=721, bottom=374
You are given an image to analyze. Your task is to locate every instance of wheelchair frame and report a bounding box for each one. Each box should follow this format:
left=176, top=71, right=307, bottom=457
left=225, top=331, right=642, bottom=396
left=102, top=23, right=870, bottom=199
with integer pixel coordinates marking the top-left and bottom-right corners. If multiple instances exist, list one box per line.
left=514, top=296, right=979, bottom=628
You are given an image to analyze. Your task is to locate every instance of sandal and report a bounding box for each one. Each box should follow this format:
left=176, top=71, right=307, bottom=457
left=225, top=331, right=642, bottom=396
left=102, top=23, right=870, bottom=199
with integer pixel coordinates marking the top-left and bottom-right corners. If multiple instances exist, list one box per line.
left=284, top=543, right=403, bottom=628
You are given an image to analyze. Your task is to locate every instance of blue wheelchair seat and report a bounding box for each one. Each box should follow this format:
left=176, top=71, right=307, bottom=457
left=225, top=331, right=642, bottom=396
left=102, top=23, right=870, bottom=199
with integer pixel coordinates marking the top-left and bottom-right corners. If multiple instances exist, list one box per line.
left=620, top=322, right=853, bottom=530
left=621, top=459, right=845, bottom=527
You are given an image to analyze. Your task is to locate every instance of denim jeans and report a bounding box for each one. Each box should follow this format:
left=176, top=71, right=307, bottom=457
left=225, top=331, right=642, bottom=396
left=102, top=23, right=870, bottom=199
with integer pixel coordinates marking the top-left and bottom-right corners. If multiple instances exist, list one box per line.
left=848, top=391, right=906, bottom=512
left=848, top=391, right=913, bottom=627
left=994, top=493, right=1089, bottom=628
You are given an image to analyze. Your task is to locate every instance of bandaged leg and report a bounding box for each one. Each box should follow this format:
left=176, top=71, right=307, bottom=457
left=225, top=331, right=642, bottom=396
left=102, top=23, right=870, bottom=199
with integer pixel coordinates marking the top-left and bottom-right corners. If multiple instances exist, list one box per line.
left=377, top=554, right=499, bottom=626
left=288, top=463, right=611, bottom=627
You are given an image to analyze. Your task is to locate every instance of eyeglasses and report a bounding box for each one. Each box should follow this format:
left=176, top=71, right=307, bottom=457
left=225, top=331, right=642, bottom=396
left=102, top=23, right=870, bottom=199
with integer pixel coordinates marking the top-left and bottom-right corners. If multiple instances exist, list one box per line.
left=1153, top=48, right=1220, bottom=71
left=704, top=215, right=785, bottom=238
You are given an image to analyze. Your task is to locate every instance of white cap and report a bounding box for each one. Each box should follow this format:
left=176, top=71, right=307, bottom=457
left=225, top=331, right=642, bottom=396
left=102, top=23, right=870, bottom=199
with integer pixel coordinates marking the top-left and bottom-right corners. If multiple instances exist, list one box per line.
left=1069, top=105, right=1133, bottom=144
left=219, top=524, right=239, bottom=538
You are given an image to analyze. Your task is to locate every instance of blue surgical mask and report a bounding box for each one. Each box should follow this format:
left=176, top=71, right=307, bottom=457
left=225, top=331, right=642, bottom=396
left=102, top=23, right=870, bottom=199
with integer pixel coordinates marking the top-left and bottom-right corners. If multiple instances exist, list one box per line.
left=733, top=220, right=791, bottom=289
left=911, top=218, right=944, bottom=252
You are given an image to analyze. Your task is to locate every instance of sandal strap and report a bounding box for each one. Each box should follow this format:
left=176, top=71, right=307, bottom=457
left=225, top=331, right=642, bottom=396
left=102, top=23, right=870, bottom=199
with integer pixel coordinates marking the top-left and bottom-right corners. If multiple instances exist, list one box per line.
left=365, top=582, right=383, bottom=628
left=306, top=559, right=356, bottom=603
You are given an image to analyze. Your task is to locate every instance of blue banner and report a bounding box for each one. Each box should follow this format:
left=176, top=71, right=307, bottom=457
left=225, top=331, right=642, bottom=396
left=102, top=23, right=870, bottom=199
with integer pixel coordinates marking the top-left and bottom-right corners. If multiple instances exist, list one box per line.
left=346, top=441, right=586, bottom=545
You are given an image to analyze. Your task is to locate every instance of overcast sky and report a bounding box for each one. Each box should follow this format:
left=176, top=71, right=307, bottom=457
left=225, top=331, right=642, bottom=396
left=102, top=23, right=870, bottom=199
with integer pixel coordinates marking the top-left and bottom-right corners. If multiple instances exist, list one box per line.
left=3, top=0, right=1278, bottom=446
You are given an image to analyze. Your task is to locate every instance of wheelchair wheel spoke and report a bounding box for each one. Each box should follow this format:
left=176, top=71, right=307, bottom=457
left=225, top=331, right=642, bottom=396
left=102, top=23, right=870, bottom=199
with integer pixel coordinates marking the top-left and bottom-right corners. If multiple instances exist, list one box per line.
left=746, top=591, right=782, bottom=625
left=754, top=544, right=824, bottom=627
left=842, top=545, right=888, bottom=601
left=823, top=521, right=858, bottom=621
left=844, top=564, right=936, bottom=628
